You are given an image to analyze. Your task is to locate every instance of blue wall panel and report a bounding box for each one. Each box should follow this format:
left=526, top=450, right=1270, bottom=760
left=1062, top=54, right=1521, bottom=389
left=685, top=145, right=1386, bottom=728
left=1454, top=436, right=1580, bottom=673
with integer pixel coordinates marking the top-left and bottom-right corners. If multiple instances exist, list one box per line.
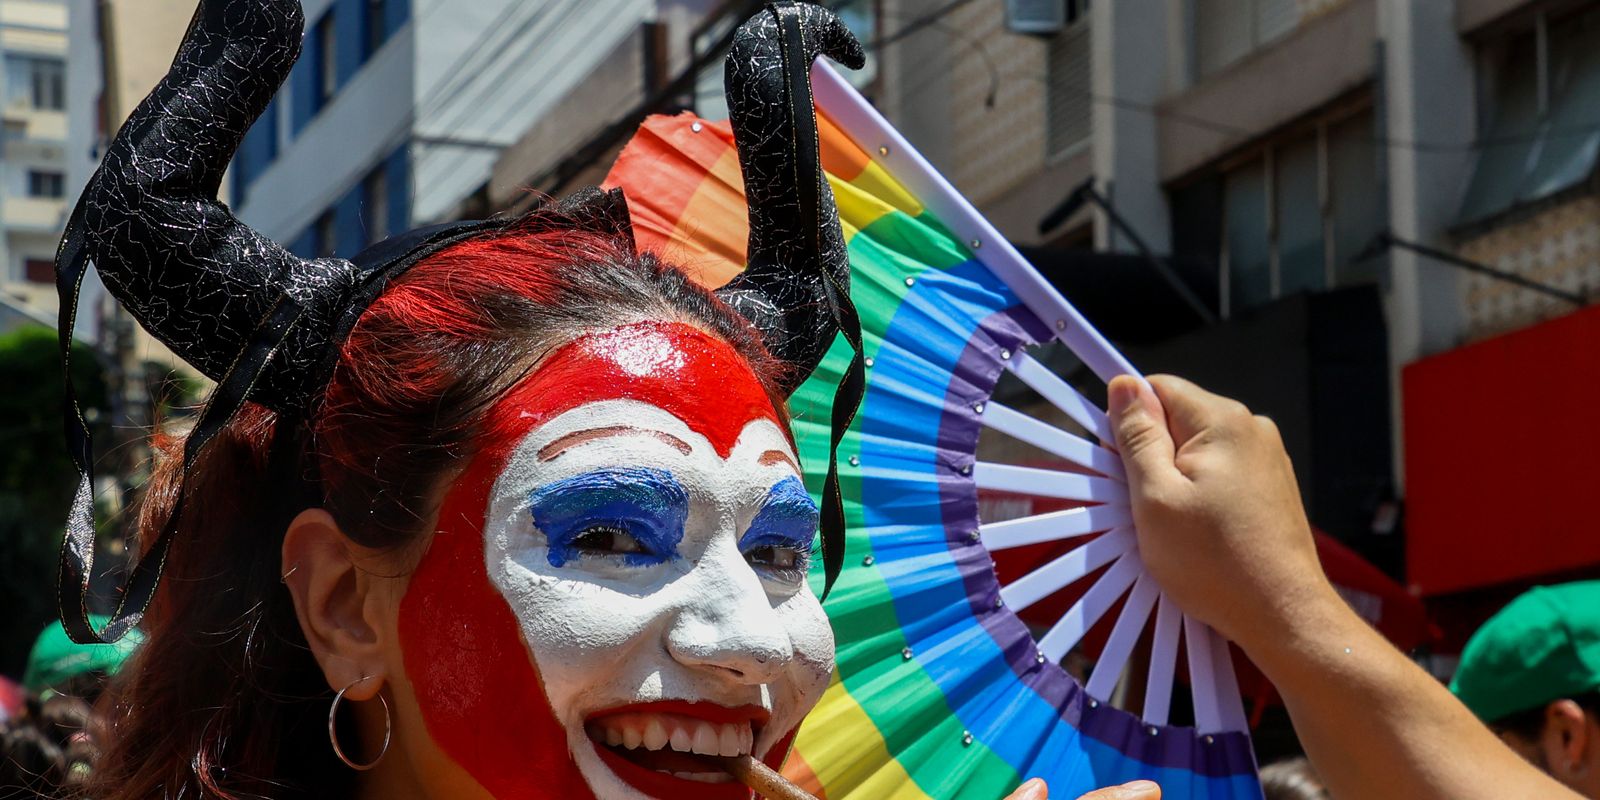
left=335, top=0, right=363, bottom=86
left=385, top=0, right=410, bottom=38
left=386, top=144, right=411, bottom=234
left=335, top=185, right=366, bottom=257
left=289, top=40, right=318, bottom=134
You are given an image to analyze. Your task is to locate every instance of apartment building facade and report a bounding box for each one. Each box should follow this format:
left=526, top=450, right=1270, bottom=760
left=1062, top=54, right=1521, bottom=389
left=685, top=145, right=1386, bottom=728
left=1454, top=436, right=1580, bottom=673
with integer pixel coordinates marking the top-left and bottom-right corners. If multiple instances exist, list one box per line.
left=0, top=0, right=67, bottom=322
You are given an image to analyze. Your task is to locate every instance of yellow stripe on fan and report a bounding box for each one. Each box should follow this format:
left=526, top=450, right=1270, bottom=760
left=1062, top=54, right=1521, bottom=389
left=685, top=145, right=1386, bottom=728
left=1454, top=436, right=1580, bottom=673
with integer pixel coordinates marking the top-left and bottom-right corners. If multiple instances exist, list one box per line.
left=789, top=674, right=934, bottom=800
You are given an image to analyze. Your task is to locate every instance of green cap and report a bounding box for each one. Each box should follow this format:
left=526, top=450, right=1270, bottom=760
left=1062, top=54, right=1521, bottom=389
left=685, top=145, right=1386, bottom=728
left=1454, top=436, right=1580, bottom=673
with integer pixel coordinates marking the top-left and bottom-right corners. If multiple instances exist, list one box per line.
left=22, top=615, right=144, bottom=693
left=1450, top=580, right=1600, bottom=723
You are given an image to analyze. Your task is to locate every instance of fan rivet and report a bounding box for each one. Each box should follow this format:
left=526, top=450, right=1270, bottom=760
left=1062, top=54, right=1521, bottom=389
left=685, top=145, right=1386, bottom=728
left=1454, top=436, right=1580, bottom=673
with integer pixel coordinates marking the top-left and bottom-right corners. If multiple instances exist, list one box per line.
left=959, top=463, right=973, bottom=476
left=848, top=455, right=860, bottom=467
left=972, top=401, right=986, bottom=414
left=961, top=731, right=974, bottom=747
left=1055, top=319, right=1067, bottom=331
left=1204, top=735, right=1215, bottom=745
left=993, top=596, right=1003, bottom=609
left=862, top=555, right=875, bottom=567
left=904, top=276, right=916, bottom=287
left=878, top=144, right=890, bottom=156
left=864, top=356, right=875, bottom=368
left=970, top=238, right=982, bottom=250
left=999, top=348, right=1012, bottom=361
left=1087, top=698, right=1099, bottom=709
left=691, top=121, right=703, bottom=133
left=1035, top=652, right=1046, bottom=664
left=968, top=530, right=982, bottom=542
left=1146, top=726, right=1159, bottom=737
left=901, top=647, right=914, bottom=660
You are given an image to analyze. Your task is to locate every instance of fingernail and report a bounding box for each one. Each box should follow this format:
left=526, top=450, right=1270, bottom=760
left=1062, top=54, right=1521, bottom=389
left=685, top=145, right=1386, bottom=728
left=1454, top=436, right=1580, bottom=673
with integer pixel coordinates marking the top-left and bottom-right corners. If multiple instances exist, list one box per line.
left=1107, top=376, right=1144, bottom=419
left=1119, top=780, right=1160, bottom=797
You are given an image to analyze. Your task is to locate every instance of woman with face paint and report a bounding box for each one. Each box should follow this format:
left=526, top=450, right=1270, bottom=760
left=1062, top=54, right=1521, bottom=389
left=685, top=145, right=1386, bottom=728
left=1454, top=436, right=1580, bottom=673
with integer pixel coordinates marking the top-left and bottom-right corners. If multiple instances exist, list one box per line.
left=47, top=1, right=871, bottom=797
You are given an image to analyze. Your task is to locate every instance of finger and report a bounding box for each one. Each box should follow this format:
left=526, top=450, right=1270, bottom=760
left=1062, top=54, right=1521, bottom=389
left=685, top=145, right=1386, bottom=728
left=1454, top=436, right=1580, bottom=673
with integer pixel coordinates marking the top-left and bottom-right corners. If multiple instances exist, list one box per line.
left=1107, top=376, right=1181, bottom=490
left=1005, top=777, right=1048, bottom=800
left=1074, top=780, right=1161, bottom=799
left=1146, top=375, right=1251, bottom=445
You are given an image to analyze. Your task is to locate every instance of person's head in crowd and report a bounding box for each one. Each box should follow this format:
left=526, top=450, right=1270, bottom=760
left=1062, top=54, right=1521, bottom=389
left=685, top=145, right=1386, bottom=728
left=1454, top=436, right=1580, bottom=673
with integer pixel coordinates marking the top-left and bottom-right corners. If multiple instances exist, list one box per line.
left=1257, top=756, right=1330, bottom=800
left=1451, top=580, right=1600, bottom=798
left=23, top=614, right=143, bottom=704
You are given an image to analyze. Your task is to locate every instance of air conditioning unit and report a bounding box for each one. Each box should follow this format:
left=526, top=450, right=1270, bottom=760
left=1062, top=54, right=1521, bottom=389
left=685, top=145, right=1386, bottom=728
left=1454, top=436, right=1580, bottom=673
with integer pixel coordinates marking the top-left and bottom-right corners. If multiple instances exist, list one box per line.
left=1006, top=0, right=1065, bottom=34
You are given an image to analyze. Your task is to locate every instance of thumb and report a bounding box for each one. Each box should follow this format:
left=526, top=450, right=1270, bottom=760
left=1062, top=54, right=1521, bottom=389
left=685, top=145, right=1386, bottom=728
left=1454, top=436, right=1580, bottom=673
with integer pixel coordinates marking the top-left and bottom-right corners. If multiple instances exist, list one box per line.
left=1107, top=376, right=1179, bottom=489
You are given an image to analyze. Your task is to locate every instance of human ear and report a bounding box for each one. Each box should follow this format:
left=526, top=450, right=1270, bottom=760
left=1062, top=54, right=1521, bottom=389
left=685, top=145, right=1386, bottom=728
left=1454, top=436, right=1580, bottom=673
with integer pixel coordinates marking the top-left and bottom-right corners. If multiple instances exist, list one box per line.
left=282, top=508, right=388, bottom=701
left=1539, top=699, right=1589, bottom=779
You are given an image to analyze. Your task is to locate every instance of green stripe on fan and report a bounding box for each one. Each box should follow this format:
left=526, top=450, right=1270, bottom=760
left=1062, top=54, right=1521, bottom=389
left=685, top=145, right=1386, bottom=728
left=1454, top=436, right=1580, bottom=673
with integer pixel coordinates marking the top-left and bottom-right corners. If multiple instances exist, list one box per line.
left=791, top=208, right=1021, bottom=798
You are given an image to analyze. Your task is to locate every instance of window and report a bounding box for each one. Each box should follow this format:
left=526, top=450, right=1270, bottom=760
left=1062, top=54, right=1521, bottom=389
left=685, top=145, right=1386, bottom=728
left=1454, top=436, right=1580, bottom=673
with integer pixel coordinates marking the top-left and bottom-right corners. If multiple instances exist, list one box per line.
left=1178, top=108, right=1384, bottom=317
left=1458, top=8, right=1600, bottom=228
left=314, top=211, right=337, bottom=258
left=1047, top=7, right=1092, bottom=155
left=5, top=56, right=64, bottom=110
left=315, top=11, right=337, bottom=111
left=27, top=170, right=63, bottom=199
left=1193, top=0, right=1337, bottom=79
left=364, top=166, right=389, bottom=243
left=365, top=0, right=387, bottom=59
left=23, top=258, right=53, bottom=284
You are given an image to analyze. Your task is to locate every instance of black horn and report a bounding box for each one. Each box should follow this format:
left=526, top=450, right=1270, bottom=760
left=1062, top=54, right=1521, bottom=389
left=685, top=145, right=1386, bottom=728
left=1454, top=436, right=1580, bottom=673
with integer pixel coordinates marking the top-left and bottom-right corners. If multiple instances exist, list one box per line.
left=57, top=0, right=356, bottom=644
left=717, top=2, right=866, bottom=598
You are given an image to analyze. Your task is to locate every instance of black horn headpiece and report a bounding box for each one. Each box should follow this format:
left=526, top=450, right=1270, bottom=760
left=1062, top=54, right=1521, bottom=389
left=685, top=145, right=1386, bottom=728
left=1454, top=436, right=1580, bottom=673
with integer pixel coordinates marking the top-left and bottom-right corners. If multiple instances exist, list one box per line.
left=54, top=0, right=861, bottom=643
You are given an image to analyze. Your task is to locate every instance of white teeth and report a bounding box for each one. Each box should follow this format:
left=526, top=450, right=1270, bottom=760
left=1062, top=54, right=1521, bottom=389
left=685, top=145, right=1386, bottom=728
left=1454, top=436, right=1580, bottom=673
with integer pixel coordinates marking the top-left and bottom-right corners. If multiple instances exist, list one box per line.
left=622, top=725, right=643, bottom=750
left=718, top=723, right=743, bottom=757
left=605, top=727, right=623, bottom=747
left=741, top=725, right=754, bottom=757
left=643, top=718, right=668, bottom=751
left=669, top=726, right=694, bottom=753
left=692, top=723, right=721, bottom=755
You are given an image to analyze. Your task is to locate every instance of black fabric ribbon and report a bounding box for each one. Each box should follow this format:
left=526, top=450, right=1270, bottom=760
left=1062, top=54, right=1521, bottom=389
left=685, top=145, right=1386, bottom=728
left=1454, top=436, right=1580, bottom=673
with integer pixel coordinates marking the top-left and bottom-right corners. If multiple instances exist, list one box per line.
left=772, top=4, right=866, bottom=600
left=54, top=199, right=307, bottom=644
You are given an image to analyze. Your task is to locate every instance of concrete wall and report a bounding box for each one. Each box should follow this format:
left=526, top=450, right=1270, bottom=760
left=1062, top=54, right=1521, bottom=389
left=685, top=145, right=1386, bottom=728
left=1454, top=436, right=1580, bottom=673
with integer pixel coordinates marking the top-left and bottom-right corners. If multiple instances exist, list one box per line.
left=1156, top=0, right=1377, bottom=183
left=1457, top=195, right=1600, bottom=340
left=1094, top=0, right=1171, bottom=252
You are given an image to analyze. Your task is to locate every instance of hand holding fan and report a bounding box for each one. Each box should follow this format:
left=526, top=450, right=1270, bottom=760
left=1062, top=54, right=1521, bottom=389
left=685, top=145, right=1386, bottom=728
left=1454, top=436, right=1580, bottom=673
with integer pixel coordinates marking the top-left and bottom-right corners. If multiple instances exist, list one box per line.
left=606, top=61, right=1262, bottom=800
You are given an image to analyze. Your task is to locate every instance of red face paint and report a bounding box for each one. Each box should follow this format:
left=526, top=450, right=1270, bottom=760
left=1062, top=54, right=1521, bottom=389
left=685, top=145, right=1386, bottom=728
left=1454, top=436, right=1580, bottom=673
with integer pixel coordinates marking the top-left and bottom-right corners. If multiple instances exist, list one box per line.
left=398, top=322, right=786, bottom=799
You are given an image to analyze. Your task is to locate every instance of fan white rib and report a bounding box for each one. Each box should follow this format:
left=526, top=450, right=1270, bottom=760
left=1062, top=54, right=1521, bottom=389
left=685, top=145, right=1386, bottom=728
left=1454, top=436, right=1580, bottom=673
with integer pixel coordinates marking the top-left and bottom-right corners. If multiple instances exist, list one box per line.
left=1085, top=573, right=1160, bottom=703
left=1144, top=594, right=1183, bottom=725
left=999, top=528, right=1135, bottom=611
left=1185, top=615, right=1224, bottom=733
left=980, top=504, right=1133, bottom=551
left=1003, top=352, right=1117, bottom=444
left=1036, top=552, right=1142, bottom=663
left=980, top=401, right=1126, bottom=481
left=973, top=462, right=1129, bottom=505
left=1210, top=627, right=1250, bottom=732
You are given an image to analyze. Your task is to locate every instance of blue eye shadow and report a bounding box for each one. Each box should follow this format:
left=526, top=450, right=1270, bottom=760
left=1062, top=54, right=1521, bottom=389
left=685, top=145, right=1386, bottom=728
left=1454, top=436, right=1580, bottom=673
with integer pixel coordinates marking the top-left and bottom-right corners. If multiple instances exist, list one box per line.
left=740, top=475, right=821, bottom=553
left=527, top=466, right=688, bottom=568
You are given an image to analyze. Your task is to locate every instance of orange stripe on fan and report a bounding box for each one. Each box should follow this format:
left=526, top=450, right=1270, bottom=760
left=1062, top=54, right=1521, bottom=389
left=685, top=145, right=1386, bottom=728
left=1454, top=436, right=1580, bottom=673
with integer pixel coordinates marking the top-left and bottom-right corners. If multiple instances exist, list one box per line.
left=782, top=746, right=829, bottom=800
left=603, top=112, right=735, bottom=260
left=666, top=145, right=748, bottom=288
left=818, top=108, right=869, bottom=183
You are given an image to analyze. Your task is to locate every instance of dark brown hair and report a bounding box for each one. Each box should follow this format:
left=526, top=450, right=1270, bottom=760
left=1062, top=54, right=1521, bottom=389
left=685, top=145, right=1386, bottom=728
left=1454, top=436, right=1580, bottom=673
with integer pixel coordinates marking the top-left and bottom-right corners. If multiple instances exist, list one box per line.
left=88, top=227, right=786, bottom=799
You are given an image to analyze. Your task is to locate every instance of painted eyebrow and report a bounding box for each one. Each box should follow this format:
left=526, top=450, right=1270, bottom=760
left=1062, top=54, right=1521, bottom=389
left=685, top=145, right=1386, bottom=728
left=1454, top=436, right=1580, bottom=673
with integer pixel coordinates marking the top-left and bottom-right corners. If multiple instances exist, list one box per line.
left=757, top=449, right=800, bottom=473
left=537, top=426, right=693, bottom=461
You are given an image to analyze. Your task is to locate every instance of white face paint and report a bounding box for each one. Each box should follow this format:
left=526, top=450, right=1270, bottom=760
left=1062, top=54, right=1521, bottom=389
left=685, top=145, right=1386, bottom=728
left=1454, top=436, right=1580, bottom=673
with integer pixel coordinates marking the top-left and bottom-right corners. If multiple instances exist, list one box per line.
left=481, top=398, right=835, bottom=800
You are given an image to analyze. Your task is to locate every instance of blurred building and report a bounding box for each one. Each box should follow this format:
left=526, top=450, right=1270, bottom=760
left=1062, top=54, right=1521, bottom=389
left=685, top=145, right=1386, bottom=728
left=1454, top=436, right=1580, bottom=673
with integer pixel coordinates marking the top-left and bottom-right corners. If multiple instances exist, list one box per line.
left=0, top=0, right=68, bottom=325
left=452, top=0, right=1600, bottom=653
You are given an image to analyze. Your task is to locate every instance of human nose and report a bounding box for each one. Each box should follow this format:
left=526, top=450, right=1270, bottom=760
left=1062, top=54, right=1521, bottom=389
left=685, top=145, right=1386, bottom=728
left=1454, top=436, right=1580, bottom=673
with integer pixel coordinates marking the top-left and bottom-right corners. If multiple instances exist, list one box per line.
left=665, top=544, right=793, bottom=683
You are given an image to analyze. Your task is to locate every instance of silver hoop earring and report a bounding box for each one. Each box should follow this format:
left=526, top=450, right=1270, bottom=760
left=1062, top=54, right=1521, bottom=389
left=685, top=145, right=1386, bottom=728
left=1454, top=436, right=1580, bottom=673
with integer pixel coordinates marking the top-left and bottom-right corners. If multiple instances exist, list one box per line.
left=328, top=677, right=391, bottom=771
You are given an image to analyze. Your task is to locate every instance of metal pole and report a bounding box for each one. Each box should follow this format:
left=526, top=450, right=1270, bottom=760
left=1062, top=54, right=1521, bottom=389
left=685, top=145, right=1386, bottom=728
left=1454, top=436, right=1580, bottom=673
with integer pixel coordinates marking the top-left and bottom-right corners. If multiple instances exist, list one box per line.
left=1080, top=185, right=1219, bottom=324
left=1372, top=232, right=1586, bottom=307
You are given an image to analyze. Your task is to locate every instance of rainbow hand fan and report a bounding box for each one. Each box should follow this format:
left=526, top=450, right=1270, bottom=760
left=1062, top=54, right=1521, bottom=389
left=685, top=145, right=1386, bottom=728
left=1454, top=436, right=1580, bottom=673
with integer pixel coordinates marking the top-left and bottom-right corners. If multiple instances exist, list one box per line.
left=605, top=63, right=1262, bottom=800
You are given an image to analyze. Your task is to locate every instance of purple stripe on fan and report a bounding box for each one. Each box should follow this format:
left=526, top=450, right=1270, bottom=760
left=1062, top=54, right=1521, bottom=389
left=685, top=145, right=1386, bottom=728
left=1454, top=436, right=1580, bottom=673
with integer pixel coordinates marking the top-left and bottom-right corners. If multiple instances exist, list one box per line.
left=936, top=304, right=1257, bottom=778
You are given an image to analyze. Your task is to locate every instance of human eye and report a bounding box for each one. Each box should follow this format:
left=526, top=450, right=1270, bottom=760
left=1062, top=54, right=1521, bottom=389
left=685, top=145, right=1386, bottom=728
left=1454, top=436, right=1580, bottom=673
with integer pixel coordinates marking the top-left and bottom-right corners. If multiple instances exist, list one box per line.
left=570, top=523, right=649, bottom=557
left=744, top=541, right=814, bottom=584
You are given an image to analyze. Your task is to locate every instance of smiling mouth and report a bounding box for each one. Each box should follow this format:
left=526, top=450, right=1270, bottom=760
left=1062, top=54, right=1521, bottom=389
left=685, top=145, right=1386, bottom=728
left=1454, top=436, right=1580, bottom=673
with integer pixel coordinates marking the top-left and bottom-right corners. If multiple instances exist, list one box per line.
left=585, top=702, right=769, bottom=798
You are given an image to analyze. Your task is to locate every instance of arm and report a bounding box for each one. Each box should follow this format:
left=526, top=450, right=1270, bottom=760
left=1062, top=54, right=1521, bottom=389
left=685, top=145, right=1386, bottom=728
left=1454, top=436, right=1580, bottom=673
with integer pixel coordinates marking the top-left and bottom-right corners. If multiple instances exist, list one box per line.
left=1106, top=375, right=1577, bottom=800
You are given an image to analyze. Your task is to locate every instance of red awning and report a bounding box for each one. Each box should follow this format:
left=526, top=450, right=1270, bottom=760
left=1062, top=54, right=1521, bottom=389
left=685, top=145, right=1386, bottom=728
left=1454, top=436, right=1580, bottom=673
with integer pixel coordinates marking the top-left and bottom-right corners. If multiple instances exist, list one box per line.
left=1403, top=304, right=1600, bottom=596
